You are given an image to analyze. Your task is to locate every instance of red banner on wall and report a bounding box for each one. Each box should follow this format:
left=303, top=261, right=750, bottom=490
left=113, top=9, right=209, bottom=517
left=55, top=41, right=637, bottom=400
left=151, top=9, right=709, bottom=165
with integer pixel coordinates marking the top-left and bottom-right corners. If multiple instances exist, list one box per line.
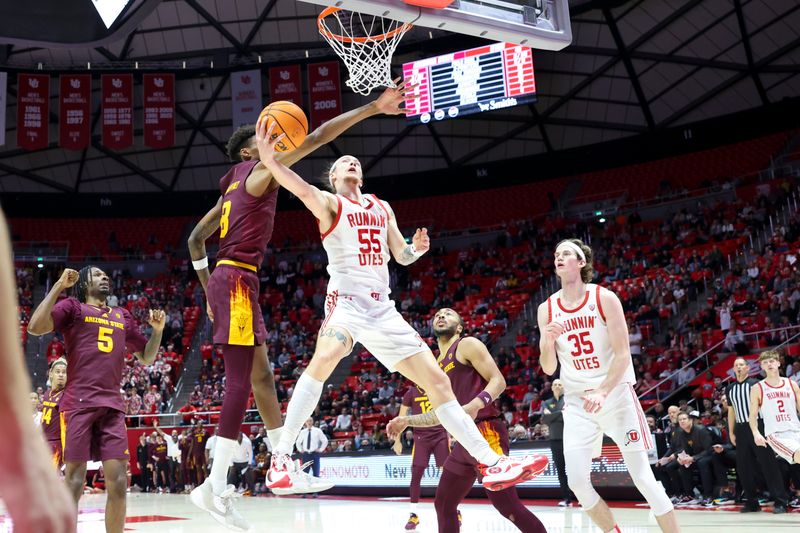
left=143, top=73, right=175, bottom=149
left=58, top=74, right=91, bottom=150
left=269, top=65, right=302, bottom=106
left=101, top=74, right=133, bottom=150
left=307, top=61, right=342, bottom=130
left=16, top=74, right=50, bottom=150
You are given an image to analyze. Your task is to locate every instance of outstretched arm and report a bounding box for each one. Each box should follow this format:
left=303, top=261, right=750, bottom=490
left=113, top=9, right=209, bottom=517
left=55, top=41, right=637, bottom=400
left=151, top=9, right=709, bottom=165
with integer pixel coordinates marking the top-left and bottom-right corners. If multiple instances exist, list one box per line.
left=245, top=82, right=411, bottom=197
left=537, top=302, right=561, bottom=376
left=255, top=119, right=338, bottom=223
left=458, top=337, right=506, bottom=420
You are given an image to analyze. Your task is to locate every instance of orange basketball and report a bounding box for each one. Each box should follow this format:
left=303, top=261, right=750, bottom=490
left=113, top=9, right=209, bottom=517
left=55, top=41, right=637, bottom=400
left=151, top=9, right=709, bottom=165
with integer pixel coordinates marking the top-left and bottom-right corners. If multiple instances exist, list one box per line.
left=258, top=101, right=308, bottom=153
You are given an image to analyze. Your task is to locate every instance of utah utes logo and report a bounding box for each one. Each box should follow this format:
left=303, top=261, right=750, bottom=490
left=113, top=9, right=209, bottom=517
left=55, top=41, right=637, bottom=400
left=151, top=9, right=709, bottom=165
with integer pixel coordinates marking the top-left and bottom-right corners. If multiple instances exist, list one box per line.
left=241, top=75, right=252, bottom=84
left=70, top=78, right=81, bottom=89
left=589, top=304, right=595, bottom=311
left=112, top=78, right=123, bottom=88
left=625, top=430, right=640, bottom=446
left=28, top=78, right=39, bottom=88
left=154, top=77, right=164, bottom=88
left=280, top=70, right=290, bottom=80
left=319, top=66, right=329, bottom=76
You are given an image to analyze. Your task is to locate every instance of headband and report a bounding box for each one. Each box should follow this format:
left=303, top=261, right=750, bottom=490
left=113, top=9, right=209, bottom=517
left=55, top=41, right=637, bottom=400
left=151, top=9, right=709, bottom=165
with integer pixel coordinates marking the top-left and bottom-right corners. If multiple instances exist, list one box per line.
left=556, top=241, right=586, bottom=262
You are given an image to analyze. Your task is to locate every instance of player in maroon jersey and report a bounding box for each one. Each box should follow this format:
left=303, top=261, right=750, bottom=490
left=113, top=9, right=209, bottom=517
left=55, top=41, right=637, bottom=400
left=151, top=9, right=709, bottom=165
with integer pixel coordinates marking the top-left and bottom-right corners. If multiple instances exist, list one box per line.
left=187, top=86, right=410, bottom=528
left=395, top=384, right=450, bottom=530
left=40, top=357, right=68, bottom=471
left=388, top=309, right=547, bottom=533
left=190, top=419, right=210, bottom=485
left=28, top=266, right=165, bottom=533
left=151, top=434, right=169, bottom=492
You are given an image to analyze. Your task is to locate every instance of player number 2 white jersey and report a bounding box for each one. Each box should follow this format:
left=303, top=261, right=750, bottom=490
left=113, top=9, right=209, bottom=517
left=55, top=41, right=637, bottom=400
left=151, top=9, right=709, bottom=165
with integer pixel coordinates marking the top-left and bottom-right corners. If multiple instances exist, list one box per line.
left=548, top=283, right=636, bottom=394
left=758, top=378, right=800, bottom=435
left=321, top=194, right=392, bottom=296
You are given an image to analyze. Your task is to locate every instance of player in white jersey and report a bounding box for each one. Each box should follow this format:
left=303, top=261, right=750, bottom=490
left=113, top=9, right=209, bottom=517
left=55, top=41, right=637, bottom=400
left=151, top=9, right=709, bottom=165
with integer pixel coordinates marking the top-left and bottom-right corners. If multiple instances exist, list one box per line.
left=254, top=117, right=547, bottom=495
left=750, top=350, right=800, bottom=466
left=538, top=239, right=679, bottom=533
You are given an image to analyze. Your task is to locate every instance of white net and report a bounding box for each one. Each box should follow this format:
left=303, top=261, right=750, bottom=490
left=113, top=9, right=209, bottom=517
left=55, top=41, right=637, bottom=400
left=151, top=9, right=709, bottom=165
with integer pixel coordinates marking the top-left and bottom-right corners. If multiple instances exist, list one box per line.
left=318, top=9, right=413, bottom=96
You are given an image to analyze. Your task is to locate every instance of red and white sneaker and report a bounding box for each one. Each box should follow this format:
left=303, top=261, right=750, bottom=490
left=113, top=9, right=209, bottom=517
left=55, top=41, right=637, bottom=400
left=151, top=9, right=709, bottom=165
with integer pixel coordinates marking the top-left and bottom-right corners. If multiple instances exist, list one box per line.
left=479, top=454, right=549, bottom=492
left=267, top=453, right=293, bottom=491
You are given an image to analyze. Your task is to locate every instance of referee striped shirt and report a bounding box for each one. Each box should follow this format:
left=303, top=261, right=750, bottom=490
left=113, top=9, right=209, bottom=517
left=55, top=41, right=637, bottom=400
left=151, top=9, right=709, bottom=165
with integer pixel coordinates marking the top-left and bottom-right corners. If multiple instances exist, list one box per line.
left=725, top=378, right=759, bottom=423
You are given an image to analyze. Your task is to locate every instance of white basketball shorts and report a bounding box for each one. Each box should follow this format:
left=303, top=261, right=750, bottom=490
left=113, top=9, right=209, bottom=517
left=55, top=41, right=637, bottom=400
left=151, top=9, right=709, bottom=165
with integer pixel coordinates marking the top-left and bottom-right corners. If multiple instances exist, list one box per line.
left=321, top=290, right=428, bottom=372
left=767, top=430, right=800, bottom=464
left=563, top=381, right=653, bottom=456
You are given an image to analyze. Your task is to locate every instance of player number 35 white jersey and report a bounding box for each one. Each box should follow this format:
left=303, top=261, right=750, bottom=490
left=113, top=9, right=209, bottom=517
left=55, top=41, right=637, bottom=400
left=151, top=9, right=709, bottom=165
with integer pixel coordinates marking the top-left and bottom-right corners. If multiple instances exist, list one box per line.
left=321, top=194, right=392, bottom=297
left=548, top=283, right=636, bottom=394
left=758, top=377, right=800, bottom=435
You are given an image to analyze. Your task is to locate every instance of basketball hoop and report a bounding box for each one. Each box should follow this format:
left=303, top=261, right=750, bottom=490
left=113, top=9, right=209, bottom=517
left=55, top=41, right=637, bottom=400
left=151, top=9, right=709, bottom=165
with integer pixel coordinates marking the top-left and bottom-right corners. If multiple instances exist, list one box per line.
left=317, top=7, right=414, bottom=96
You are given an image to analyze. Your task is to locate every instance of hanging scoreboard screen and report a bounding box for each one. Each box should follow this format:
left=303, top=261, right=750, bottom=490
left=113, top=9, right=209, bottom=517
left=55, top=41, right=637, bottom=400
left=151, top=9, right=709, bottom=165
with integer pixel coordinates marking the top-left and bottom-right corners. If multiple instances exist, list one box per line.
left=402, top=42, right=536, bottom=125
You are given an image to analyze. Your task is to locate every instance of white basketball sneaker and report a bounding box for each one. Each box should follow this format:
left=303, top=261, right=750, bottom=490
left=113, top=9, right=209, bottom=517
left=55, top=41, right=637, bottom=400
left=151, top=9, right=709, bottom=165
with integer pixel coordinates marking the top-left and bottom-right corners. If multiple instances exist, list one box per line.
left=190, top=479, right=251, bottom=531
left=479, top=454, right=549, bottom=492
left=269, top=456, right=335, bottom=495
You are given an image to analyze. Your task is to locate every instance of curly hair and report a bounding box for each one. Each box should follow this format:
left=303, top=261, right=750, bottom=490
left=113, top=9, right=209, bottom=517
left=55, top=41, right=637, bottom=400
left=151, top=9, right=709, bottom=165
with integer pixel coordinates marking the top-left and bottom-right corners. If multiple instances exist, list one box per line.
left=226, top=125, right=256, bottom=162
left=72, top=265, right=97, bottom=303
left=557, top=238, right=594, bottom=283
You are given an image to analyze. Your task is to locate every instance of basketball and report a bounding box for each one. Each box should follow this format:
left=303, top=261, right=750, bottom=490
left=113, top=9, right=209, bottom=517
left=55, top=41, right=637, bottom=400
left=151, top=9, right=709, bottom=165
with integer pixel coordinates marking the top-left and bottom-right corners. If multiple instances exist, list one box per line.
left=258, top=101, right=308, bottom=153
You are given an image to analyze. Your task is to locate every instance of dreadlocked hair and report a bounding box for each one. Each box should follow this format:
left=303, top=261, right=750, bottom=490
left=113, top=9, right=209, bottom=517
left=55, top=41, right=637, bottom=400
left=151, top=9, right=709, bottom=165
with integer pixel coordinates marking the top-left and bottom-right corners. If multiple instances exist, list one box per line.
left=226, top=125, right=256, bottom=162
left=73, top=266, right=96, bottom=303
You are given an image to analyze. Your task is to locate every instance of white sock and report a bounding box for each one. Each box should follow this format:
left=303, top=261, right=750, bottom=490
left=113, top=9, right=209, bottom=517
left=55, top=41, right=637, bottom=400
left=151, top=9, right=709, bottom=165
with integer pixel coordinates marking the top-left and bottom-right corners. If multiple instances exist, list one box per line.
left=275, top=372, right=323, bottom=456
left=210, top=437, right=236, bottom=494
left=267, top=427, right=283, bottom=450
left=434, top=400, right=500, bottom=466
left=409, top=502, right=418, bottom=513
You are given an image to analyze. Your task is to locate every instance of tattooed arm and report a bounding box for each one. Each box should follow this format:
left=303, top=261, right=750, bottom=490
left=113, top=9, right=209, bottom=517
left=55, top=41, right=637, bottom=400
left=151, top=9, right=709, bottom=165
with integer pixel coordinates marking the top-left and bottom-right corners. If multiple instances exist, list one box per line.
left=386, top=410, right=441, bottom=440
left=319, top=327, right=353, bottom=351
left=188, top=197, right=223, bottom=292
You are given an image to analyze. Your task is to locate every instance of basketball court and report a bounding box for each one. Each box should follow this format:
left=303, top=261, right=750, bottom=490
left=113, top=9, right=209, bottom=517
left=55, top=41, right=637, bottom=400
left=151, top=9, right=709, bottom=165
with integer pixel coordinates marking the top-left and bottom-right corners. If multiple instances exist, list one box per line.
left=2, top=493, right=798, bottom=532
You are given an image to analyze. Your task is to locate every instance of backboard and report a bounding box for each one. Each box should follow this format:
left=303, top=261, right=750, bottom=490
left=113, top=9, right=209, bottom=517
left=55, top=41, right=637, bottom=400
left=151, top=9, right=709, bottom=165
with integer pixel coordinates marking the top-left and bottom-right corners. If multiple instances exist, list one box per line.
left=298, top=0, right=572, bottom=50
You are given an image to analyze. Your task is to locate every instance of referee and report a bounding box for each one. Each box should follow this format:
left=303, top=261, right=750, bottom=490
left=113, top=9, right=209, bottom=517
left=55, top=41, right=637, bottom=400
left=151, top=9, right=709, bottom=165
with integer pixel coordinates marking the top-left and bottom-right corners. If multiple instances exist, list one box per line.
left=725, top=357, right=788, bottom=512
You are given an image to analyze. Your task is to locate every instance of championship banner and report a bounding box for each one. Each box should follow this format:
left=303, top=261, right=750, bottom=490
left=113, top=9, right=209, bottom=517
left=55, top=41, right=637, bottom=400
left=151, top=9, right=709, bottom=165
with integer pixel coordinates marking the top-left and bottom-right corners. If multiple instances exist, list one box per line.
left=230, top=69, right=262, bottom=129
left=307, top=61, right=342, bottom=130
left=59, top=74, right=91, bottom=150
left=0, top=72, right=7, bottom=146
left=268, top=65, right=302, bottom=106
left=143, top=73, right=175, bottom=149
left=101, top=74, right=133, bottom=150
left=16, top=73, right=50, bottom=150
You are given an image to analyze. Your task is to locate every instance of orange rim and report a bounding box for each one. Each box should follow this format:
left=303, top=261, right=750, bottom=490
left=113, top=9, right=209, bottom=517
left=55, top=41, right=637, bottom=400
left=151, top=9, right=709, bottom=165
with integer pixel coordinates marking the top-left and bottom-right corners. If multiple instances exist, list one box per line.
left=318, top=6, right=413, bottom=44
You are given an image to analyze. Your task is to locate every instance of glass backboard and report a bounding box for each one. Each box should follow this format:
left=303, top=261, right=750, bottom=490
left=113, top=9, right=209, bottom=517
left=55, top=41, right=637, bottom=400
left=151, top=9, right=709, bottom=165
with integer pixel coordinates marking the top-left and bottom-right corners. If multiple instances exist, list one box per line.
left=298, top=0, right=572, bottom=49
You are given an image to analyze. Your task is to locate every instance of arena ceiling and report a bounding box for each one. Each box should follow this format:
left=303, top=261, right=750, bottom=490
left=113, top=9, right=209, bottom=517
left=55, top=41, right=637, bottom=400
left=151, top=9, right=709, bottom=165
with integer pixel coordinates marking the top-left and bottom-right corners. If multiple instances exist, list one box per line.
left=0, top=0, right=798, bottom=194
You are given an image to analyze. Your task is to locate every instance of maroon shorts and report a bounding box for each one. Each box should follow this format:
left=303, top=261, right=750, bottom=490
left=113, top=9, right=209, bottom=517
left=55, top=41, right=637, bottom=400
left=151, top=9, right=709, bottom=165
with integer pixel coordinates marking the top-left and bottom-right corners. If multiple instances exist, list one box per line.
left=61, top=407, right=130, bottom=463
left=48, top=439, right=63, bottom=470
left=207, top=264, right=266, bottom=346
left=445, top=418, right=508, bottom=478
left=412, top=434, right=450, bottom=469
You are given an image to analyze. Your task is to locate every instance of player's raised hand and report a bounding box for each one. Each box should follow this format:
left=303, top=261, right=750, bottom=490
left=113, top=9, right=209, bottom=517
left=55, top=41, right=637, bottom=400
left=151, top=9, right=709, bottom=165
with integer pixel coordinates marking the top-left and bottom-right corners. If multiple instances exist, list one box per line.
left=374, top=77, right=415, bottom=115
left=412, top=228, right=430, bottom=254
left=57, top=268, right=79, bottom=289
left=255, top=117, right=286, bottom=166
left=580, top=389, right=608, bottom=414
left=147, top=309, right=166, bottom=331
left=386, top=416, right=408, bottom=440
left=544, top=321, right=564, bottom=344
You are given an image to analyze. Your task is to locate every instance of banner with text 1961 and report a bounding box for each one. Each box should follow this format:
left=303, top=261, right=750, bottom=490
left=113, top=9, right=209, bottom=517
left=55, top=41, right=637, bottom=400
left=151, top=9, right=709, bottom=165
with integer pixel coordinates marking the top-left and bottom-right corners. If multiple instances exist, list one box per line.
left=17, top=73, right=50, bottom=151
left=307, top=61, right=341, bottom=130
left=143, top=73, right=175, bottom=149
left=231, top=69, right=262, bottom=130
left=101, top=74, right=133, bottom=150
left=268, top=65, right=302, bottom=106
left=59, top=74, right=91, bottom=150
